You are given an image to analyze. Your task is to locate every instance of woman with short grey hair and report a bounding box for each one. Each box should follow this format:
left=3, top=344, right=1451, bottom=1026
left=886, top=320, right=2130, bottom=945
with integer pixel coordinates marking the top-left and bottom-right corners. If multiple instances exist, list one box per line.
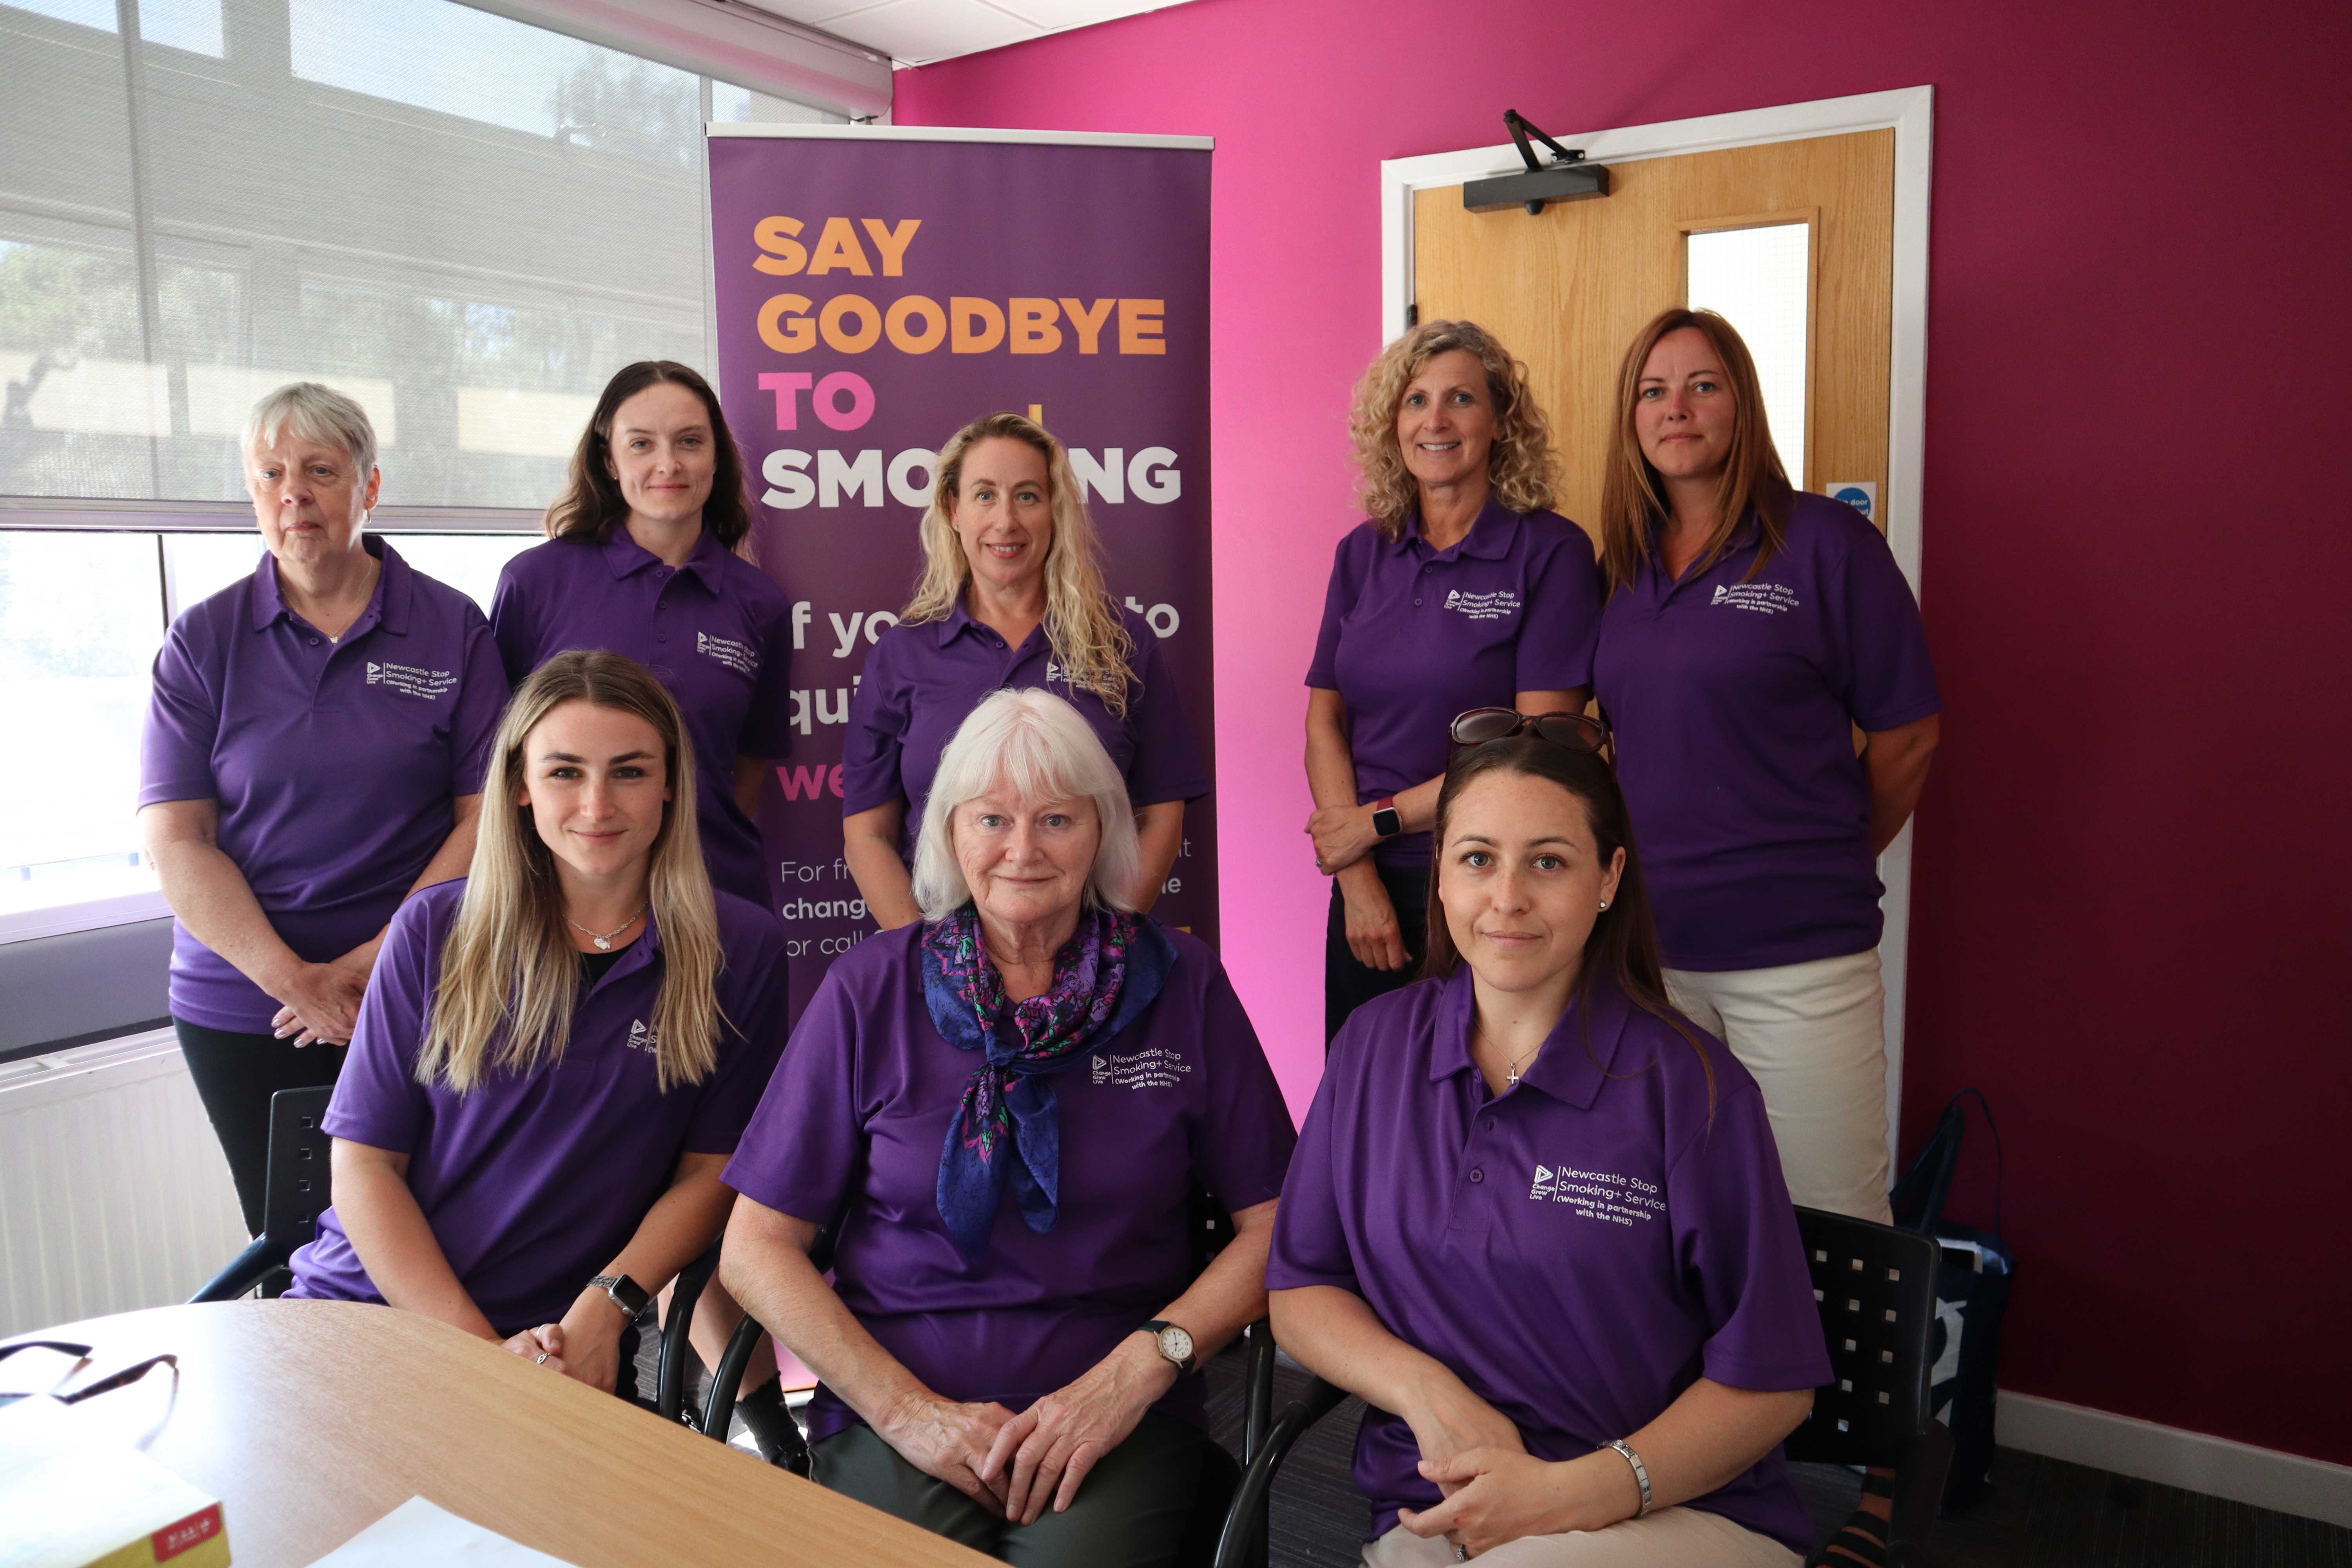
left=720, top=688, right=1295, bottom=1568
left=140, top=381, right=509, bottom=1236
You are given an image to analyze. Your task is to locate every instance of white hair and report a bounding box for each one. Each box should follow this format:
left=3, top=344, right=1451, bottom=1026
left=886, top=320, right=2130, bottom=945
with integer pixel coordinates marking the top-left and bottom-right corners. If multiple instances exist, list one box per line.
left=911, top=688, right=1142, bottom=922
left=243, top=381, right=379, bottom=479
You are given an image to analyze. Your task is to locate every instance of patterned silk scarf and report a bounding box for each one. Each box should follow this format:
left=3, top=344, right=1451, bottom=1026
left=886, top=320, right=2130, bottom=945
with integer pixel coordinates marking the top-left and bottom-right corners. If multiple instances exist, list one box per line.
left=922, top=902, right=1178, bottom=1264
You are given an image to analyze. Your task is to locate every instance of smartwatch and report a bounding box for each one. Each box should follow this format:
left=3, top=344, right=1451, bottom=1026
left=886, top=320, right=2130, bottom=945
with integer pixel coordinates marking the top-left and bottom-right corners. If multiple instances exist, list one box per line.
left=1139, top=1319, right=1198, bottom=1377
left=588, top=1273, right=655, bottom=1324
left=1369, top=796, right=1402, bottom=839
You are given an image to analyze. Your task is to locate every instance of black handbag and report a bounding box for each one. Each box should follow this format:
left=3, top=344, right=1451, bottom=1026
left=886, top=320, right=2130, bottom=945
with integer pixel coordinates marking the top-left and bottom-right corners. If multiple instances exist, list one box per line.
left=1888, top=1087, right=2014, bottom=1514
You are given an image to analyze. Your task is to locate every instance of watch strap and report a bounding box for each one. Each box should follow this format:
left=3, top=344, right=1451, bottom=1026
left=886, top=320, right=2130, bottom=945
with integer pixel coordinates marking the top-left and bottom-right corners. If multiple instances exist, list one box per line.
left=590, top=1273, right=655, bottom=1323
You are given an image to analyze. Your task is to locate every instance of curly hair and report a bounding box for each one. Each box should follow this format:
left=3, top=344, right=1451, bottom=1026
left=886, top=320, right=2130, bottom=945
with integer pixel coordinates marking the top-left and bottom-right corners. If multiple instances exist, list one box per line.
left=1349, top=319, right=1559, bottom=537
left=901, top=411, right=1136, bottom=719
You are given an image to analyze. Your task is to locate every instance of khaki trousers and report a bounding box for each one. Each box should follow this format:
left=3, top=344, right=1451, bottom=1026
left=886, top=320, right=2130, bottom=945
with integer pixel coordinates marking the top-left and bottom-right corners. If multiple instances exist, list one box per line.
left=1664, top=948, right=1893, bottom=1224
left=1362, top=1508, right=1800, bottom=1567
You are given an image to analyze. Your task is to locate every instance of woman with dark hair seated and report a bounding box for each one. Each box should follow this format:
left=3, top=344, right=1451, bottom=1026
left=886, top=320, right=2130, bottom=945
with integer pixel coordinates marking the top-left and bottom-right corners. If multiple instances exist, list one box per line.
left=722, top=688, right=1295, bottom=1568
left=286, top=651, right=787, bottom=1398
left=1268, top=715, right=1830, bottom=1566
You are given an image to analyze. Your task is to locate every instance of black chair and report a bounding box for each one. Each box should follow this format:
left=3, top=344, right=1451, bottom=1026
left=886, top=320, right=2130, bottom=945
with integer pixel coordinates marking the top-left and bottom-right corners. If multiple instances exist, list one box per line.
left=1210, top=1205, right=1953, bottom=1568
left=1782, top=1205, right=1952, bottom=1568
left=698, top=1209, right=1281, bottom=1568
left=189, top=1085, right=334, bottom=1302
left=186, top=1084, right=714, bottom=1428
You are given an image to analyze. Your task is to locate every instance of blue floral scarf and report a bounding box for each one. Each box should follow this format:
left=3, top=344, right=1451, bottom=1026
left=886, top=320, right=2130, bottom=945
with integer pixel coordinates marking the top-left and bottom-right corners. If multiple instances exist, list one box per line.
left=921, top=902, right=1177, bottom=1264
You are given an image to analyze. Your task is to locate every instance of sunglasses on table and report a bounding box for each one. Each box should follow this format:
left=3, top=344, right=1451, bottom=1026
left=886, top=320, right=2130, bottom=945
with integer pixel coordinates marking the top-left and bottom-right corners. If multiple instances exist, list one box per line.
left=0, top=1339, right=177, bottom=1409
left=1447, top=707, right=1612, bottom=759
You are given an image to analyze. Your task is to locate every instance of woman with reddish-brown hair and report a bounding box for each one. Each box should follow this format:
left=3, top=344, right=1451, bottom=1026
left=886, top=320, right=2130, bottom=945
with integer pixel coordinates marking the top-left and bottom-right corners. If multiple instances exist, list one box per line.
left=1593, top=307, right=1939, bottom=1229
left=1592, top=309, right=1937, bottom=1568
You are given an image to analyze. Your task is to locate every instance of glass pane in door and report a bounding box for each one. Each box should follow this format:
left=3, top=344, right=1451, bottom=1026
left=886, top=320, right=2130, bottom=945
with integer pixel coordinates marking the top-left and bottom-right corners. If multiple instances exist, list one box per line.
left=1686, top=222, right=1810, bottom=487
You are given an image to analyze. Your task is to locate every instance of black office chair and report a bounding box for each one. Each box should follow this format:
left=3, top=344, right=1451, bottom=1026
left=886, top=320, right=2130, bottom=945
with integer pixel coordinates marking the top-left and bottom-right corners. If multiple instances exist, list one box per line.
left=186, top=1084, right=715, bottom=1428
left=1210, top=1205, right=1953, bottom=1568
left=1782, top=1206, right=1952, bottom=1568
left=189, top=1085, right=334, bottom=1302
left=697, top=1198, right=1281, bottom=1568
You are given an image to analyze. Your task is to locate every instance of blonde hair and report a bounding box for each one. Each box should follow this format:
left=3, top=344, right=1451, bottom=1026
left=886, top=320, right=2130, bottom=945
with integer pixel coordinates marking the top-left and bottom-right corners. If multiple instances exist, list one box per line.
left=1598, top=308, right=1793, bottom=595
left=417, top=651, right=726, bottom=1094
left=902, top=412, right=1135, bottom=719
left=911, top=689, right=1142, bottom=922
left=1349, top=319, right=1559, bottom=537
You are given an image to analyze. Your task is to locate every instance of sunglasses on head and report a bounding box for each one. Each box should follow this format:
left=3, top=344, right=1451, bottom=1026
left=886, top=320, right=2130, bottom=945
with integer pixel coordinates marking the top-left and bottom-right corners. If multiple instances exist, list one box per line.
left=1448, top=707, right=1611, bottom=758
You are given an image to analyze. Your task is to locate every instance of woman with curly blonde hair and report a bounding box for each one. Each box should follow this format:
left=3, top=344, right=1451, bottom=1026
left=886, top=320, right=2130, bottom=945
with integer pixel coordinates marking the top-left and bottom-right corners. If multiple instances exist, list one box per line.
left=1303, top=320, right=1604, bottom=1042
left=842, top=411, right=1209, bottom=930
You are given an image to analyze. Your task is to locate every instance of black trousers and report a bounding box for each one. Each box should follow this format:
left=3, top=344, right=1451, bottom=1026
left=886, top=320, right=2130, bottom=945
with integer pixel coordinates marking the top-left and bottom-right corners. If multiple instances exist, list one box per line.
left=175, top=1017, right=347, bottom=1238
left=1324, top=861, right=1430, bottom=1048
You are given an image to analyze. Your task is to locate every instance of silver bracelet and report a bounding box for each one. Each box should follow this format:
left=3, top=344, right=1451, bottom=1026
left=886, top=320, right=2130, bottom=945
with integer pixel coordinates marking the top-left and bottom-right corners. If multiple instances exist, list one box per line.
left=1602, top=1438, right=1653, bottom=1516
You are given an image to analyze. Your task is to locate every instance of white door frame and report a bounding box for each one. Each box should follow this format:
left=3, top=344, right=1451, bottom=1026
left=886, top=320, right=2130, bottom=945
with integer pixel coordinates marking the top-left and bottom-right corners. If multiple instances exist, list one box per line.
left=1379, top=87, right=1935, bottom=1171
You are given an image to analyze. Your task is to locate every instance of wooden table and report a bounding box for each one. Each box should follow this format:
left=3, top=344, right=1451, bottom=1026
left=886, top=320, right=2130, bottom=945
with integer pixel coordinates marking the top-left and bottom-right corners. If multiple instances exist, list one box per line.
left=4, top=1301, right=989, bottom=1567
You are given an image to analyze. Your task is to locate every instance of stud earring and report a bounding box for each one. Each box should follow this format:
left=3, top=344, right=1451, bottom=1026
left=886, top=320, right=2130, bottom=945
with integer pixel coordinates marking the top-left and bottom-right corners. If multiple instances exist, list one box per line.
left=1598, top=900, right=1609, bottom=911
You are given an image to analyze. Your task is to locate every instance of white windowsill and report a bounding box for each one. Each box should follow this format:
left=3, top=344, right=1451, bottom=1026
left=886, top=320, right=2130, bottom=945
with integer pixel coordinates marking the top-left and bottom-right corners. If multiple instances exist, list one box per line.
left=0, top=890, right=173, bottom=946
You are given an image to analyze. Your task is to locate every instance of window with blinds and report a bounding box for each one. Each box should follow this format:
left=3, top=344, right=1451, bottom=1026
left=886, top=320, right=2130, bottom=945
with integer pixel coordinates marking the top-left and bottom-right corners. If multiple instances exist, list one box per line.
left=0, top=0, right=840, bottom=930
left=0, top=0, right=841, bottom=510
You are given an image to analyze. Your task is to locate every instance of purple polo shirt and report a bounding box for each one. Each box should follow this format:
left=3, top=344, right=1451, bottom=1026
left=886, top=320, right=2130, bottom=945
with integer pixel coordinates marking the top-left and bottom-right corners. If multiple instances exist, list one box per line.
left=139, top=538, right=508, bottom=1033
left=287, top=879, right=789, bottom=1334
left=1593, top=494, right=1940, bottom=971
left=1266, top=969, right=1830, bottom=1553
left=490, top=529, right=795, bottom=909
left=841, top=604, right=1209, bottom=841
left=723, top=920, right=1294, bottom=1446
left=1306, top=500, right=1602, bottom=866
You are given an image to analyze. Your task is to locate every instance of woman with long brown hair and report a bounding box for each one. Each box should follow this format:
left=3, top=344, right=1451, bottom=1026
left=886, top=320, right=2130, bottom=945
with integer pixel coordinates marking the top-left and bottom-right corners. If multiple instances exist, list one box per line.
left=1268, top=724, right=1828, bottom=1566
left=1303, top=321, right=1604, bottom=1046
left=490, top=361, right=796, bottom=911
left=840, top=411, right=1208, bottom=928
left=286, top=652, right=786, bottom=1403
left=1592, top=308, right=1939, bottom=1235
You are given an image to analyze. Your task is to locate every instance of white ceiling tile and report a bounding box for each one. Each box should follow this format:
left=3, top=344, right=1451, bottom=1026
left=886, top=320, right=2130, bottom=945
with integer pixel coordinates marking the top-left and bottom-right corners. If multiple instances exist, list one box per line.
left=824, top=0, right=1044, bottom=63
left=981, top=0, right=1187, bottom=31
left=730, top=0, right=870, bottom=25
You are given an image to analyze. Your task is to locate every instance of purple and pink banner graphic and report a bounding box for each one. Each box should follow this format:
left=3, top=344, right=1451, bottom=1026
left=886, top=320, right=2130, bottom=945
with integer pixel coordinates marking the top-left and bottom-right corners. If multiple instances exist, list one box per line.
left=706, top=127, right=1217, bottom=1020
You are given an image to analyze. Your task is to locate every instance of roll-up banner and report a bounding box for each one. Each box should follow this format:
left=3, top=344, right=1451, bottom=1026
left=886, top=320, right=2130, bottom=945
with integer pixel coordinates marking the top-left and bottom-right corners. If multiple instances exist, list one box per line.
left=706, top=126, right=1216, bottom=1021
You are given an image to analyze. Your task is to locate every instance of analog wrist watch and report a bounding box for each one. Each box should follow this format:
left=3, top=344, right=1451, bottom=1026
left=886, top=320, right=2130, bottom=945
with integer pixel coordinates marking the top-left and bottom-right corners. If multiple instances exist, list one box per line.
left=588, top=1273, right=655, bottom=1324
left=1140, top=1319, right=1198, bottom=1377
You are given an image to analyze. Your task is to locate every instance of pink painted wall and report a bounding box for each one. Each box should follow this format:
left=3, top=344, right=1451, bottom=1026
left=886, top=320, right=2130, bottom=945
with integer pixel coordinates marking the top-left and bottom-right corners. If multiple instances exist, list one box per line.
left=896, top=0, right=2352, bottom=1469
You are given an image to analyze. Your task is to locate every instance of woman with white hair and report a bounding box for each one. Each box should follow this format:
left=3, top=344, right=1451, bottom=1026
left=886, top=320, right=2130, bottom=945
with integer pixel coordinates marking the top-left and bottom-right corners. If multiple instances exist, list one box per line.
left=841, top=411, right=1208, bottom=929
left=141, top=381, right=508, bottom=1235
left=722, top=688, right=1292, bottom=1567
left=287, top=651, right=787, bottom=1400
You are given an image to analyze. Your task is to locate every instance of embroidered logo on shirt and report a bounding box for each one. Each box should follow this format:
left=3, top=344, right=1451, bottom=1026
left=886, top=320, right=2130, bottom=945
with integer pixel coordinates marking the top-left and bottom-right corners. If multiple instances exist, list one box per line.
left=1089, top=1046, right=1192, bottom=1090
left=1442, top=588, right=1521, bottom=622
left=1045, top=661, right=1068, bottom=686
left=364, top=661, right=457, bottom=700
left=626, top=1019, right=660, bottom=1055
left=1708, top=583, right=1800, bottom=615
left=1529, top=1163, right=1665, bottom=1227
left=696, top=631, right=760, bottom=677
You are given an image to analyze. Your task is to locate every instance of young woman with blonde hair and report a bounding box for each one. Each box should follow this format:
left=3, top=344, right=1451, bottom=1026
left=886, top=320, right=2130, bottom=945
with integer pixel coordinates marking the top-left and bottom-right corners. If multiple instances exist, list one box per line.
left=841, top=411, right=1208, bottom=929
left=287, top=651, right=788, bottom=1404
left=1304, top=320, right=1604, bottom=1044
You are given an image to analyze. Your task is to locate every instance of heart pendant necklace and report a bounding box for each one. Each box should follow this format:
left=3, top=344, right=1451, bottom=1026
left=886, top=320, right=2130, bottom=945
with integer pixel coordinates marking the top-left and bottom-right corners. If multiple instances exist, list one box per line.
left=567, top=906, right=646, bottom=951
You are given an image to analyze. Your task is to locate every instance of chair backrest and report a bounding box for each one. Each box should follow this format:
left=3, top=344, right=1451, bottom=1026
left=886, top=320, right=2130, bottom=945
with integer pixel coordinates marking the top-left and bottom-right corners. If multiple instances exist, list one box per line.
left=1782, top=1205, right=1941, bottom=1468
left=259, top=1086, right=337, bottom=1254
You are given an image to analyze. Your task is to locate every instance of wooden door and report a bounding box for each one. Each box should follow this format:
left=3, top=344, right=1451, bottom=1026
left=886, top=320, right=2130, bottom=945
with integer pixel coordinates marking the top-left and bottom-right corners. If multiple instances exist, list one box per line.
left=1411, top=129, right=1895, bottom=541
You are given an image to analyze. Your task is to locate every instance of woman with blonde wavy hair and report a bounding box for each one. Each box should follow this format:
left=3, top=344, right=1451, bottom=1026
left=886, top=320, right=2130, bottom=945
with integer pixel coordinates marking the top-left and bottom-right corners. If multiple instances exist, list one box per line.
left=287, top=650, right=789, bottom=1408
left=1304, top=319, right=1605, bottom=1043
left=842, top=410, right=1209, bottom=929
